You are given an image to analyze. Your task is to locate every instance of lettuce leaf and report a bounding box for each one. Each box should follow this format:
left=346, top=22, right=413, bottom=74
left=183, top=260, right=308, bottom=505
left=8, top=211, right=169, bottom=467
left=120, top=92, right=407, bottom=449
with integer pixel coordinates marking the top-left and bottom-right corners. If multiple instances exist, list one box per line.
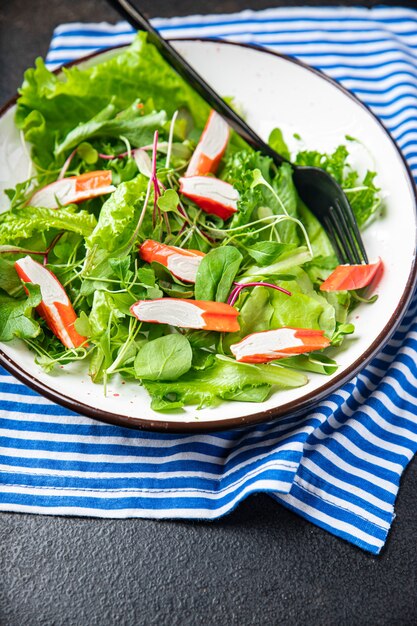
left=16, top=32, right=209, bottom=170
left=0, top=206, right=97, bottom=244
left=86, top=175, right=148, bottom=254
left=81, top=175, right=149, bottom=291
left=295, top=144, right=381, bottom=227
left=143, top=356, right=307, bottom=410
left=269, top=268, right=336, bottom=337
left=221, top=150, right=273, bottom=227
left=223, top=286, right=274, bottom=351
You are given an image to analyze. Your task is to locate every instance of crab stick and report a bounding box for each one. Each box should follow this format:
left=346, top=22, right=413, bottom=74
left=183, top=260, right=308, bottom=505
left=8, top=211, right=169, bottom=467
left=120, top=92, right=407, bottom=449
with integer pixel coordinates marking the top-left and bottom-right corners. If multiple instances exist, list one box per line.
left=179, top=176, right=239, bottom=220
left=14, top=256, right=87, bottom=349
left=29, top=170, right=116, bottom=209
left=130, top=298, right=240, bottom=332
left=320, top=258, right=383, bottom=292
left=186, top=110, right=229, bottom=177
left=230, top=328, right=330, bottom=363
left=139, top=240, right=205, bottom=283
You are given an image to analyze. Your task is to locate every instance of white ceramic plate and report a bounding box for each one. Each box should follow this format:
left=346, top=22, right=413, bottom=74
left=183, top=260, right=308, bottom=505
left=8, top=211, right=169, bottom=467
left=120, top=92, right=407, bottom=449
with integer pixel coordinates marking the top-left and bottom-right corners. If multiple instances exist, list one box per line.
left=0, top=40, right=416, bottom=432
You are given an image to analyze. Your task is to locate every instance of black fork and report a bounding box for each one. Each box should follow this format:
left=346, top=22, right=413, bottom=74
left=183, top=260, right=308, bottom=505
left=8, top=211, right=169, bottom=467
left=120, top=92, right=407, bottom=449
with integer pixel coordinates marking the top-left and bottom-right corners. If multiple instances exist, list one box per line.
left=292, top=168, right=368, bottom=264
left=107, top=0, right=369, bottom=266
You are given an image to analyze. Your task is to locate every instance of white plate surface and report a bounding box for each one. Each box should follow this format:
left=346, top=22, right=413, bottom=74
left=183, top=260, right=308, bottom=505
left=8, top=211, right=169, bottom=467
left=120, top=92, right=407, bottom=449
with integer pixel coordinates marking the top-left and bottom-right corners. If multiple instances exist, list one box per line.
left=0, top=40, right=416, bottom=430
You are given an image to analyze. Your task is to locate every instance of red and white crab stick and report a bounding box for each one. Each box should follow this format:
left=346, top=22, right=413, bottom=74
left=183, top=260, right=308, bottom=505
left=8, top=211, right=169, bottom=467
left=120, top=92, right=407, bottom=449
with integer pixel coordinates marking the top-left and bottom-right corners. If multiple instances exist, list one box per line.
left=185, top=110, right=230, bottom=177
left=139, top=240, right=205, bottom=283
left=179, top=176, right=239, bottom=220
left=320, top=258, right=383, bottom=292
left=230, top=328, right=330, bottom=363
left=29, top=170, right=116, bottom=209
left=130, top=298, right=240, bottom=332
left=15, top=256, right=87, bottom=349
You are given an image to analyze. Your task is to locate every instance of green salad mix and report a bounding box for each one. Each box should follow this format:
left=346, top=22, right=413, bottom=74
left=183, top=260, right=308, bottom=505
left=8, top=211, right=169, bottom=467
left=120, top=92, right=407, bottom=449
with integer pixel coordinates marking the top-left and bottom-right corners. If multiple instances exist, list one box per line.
left=0, top=33, right=383, bottom=411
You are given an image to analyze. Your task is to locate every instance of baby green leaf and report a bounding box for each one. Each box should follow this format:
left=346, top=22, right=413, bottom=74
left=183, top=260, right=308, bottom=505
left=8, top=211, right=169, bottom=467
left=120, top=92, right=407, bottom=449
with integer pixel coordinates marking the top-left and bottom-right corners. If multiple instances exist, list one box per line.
left=157, top=189, right=180, bottom=213
left=77, top=142, right=98, bottom=164
left=247, top=242, right=296, bottom=266
left=195, top=246, right=242, bottom=302
left=134, top=333, right=193, bottom=381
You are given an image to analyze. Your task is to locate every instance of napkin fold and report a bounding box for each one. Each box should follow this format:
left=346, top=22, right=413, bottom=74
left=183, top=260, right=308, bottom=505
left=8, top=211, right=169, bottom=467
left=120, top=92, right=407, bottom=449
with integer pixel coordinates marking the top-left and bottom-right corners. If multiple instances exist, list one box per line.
left=1, top=6, right=417, bottom=554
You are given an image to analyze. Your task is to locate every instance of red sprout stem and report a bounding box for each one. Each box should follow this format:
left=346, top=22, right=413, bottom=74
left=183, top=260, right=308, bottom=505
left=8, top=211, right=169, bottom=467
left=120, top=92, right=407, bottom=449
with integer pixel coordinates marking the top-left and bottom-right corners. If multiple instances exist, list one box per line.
left=151, top=131, right=162, bottom=227
left=98, top=153, right=116, bottom=160
left=0, top=247, right=44, bottom=256
left=43, top=232, right=64, bottom=266
left=201, top=232, right=218, bottom=244
left=151, top=131, right=161, bottom=195
left=227, top=281, right=292, bottom=306
left=0, top=232, right=65, bottom=265
left=98, top=150, right=130, bottom=160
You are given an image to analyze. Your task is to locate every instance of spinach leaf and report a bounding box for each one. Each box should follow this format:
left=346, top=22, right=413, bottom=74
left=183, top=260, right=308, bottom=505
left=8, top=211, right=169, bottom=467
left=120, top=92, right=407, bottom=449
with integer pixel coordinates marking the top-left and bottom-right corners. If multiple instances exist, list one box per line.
left=243, top=246, right=312, bottom=278
left=56, top=109, right=166, bottom=155
left=268, top=127, right=290, bottom=161
left=134, top=334, right=193, bottom=381
left=194, top=246, right=242, bottom=302
left=0, top=283, right=41, bottom=341
left=0, top=255, right=27, bottom=297
left=247, top=242, right=296, bottom=266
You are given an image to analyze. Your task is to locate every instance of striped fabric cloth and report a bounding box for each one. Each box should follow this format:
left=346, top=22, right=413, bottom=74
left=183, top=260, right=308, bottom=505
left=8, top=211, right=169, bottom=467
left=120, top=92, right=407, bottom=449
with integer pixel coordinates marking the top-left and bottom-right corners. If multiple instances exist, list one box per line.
left=1, top=6, right=417, bottom=554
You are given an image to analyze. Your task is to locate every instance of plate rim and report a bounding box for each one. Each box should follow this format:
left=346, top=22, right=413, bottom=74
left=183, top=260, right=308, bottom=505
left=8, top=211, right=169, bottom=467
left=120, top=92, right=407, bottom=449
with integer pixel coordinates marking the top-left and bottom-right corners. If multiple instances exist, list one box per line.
left=1, top=37, right=416, bottom=433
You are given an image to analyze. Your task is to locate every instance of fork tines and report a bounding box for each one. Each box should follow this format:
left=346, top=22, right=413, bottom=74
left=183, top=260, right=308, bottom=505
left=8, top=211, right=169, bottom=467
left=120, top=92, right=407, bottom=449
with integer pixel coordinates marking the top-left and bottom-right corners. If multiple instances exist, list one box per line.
left=325, top=200, right=368, bottom=265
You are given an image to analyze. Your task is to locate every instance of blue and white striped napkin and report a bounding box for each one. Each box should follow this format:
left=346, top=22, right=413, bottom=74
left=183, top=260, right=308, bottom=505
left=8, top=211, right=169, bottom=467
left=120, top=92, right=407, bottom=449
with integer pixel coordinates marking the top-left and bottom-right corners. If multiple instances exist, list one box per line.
left=1, top=6, right=417, bottom=554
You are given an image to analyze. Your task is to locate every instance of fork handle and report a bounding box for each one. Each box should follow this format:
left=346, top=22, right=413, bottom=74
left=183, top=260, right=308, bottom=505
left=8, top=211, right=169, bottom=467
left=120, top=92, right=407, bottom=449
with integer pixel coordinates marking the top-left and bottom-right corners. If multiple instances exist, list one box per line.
left=107, top=0, right=288, bottom=167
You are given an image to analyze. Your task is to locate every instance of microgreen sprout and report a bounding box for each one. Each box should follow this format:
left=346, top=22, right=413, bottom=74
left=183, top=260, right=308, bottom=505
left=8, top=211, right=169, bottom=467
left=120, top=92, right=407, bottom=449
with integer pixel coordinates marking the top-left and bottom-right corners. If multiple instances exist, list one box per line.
left=166, top=110, right=179, bottom=169
left=98, top=151, right=128, bottom=160
left=202, top=214, right=313, bottom=256
left=151, top=130, right=162, bottom=227
left=251, top=169, right=289, bottom=216
left=120, top=135, right=132, bottom=159
left=58, top=149, right=77, bottom=180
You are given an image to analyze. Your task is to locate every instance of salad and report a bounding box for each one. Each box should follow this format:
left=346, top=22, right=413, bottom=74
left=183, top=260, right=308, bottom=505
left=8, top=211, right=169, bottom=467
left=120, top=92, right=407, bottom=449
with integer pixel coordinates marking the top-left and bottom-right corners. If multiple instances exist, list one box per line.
left=0, top=33, right=383, bottom=412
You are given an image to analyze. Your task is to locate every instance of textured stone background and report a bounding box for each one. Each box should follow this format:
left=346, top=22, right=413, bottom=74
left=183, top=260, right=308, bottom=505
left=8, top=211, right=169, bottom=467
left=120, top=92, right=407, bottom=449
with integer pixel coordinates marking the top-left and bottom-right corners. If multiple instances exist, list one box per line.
left=1, top=1, right=417, bottom=624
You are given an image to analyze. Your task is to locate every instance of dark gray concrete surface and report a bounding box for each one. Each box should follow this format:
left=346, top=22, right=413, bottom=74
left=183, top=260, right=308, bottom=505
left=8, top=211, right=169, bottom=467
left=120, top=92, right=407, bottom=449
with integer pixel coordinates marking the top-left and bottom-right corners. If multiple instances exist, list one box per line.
left=1, top=1, right=417, bottom=624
